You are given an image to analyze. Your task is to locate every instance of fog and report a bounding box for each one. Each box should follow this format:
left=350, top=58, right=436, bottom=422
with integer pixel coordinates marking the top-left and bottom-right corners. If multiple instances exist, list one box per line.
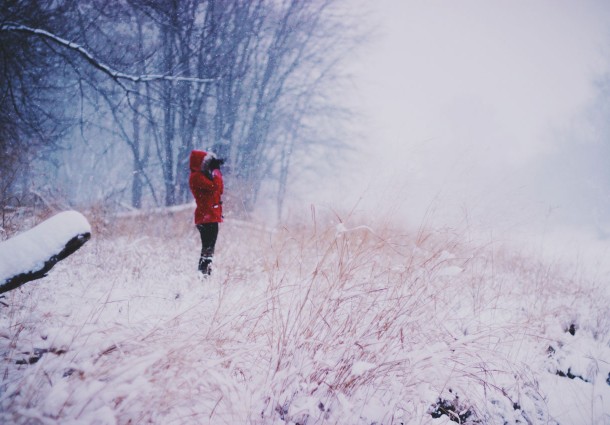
left=7, top=0, right=610, bottom=260
left=323, top=0, right=610, bottom=256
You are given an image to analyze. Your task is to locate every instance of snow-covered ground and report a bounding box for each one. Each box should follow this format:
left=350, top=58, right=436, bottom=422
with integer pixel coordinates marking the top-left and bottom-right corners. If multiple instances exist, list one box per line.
left=0, top=208, right=608, bottom=424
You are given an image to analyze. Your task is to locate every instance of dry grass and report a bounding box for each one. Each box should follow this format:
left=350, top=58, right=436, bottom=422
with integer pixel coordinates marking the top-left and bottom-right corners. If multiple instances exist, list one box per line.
left=0, top=206, right=608, bottom=424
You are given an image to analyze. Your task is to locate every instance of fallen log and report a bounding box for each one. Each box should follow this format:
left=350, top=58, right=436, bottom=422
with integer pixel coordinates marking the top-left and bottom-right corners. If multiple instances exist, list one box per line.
left=0, top=211, right=91, bottom=294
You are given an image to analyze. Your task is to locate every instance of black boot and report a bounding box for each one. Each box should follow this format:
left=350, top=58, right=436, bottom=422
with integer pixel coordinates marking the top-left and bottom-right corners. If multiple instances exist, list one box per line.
left=198, top=256, right=212, bottom=276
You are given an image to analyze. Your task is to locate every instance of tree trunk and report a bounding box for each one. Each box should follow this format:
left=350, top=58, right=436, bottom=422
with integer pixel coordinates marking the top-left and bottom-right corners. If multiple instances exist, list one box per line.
left=161, top=23, right=176, bottom=206
left=131, top=97, right=143, bottom=208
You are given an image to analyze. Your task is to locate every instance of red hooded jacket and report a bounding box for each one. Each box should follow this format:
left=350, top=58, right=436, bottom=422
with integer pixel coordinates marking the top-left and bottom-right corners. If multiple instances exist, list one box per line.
left=189, top=150, right=224, bottom=224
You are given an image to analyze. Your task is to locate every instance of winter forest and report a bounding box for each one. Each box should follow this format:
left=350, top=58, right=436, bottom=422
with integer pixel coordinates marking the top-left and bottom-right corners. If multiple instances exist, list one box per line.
left=1, top=0, right=358, bottom=219
left=1, top=1, right=610, bottom=424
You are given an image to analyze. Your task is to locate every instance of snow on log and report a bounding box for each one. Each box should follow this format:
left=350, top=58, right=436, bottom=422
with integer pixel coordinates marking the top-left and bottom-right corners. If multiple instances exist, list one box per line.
left=0, top=211, right=91, bottom=294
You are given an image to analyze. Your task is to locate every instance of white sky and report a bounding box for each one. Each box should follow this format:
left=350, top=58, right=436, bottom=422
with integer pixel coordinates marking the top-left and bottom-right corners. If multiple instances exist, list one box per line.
left=344, top=0, right=610, bottom=237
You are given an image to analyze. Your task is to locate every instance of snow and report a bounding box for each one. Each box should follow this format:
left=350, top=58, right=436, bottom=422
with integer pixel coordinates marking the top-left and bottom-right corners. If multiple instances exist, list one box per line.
left=0, top=211, right=91, bottom=286
left=351, top=361, right=376, bottom=377
left=0, top=208, right=608, bottom=424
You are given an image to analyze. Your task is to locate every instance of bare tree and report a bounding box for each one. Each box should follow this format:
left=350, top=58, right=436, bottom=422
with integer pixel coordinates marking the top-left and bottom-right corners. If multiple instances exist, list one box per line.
left=1, top=0, right=362, bottom=217
left=0, top=0, right=76, bottom=209
left=228, top=0, right=359, bottom=214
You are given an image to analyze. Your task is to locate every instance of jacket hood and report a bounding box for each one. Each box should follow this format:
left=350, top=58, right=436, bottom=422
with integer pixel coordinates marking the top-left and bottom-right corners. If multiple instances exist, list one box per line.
left=190, top=150, right=206, bottom=171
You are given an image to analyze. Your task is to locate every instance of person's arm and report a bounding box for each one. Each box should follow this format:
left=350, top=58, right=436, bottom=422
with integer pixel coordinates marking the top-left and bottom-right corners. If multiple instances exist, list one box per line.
left=191, top=171, right=216, bottom=192
left=212, top=169, right=224, bottom=194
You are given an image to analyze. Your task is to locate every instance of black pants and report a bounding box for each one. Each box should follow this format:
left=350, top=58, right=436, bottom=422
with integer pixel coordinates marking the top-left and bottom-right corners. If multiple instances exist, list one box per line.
left=196, top=223, right=219, bottom=274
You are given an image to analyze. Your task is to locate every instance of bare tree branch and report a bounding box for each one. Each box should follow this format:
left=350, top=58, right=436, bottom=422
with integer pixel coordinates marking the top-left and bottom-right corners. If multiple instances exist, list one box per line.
left=0, top=23, right=217, bottom=85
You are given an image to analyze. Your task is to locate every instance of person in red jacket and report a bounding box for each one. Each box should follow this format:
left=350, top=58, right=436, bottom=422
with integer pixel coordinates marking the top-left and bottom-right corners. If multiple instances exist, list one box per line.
left=189, top=150, right=224, bottom=276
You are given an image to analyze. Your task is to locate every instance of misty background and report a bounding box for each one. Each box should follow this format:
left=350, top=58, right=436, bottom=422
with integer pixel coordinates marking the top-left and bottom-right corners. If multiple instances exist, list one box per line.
left=3, top=0, right=610, bottom=255
left=339, top=0, right=610, bottom=248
